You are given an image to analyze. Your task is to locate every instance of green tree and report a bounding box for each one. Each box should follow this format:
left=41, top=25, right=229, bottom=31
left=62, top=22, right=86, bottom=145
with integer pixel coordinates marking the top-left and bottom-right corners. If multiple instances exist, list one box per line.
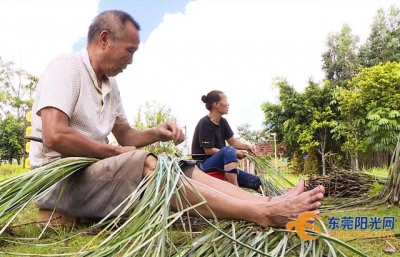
left=262, top=79, right=336, bottom=175
left=0, top=114, right=24, bottom=164
left=0, top=57, right=36, bottom=119
left=321, top=24, right=360, bottom=89
left=297, top=81, right=336, bottom=175
left=354, top=62, right=400, bottom=152
left=132, top=100, right=183, bottom=156
left=237, top=123, right=267, bottom=144
left=359, top=5, right=400, bottom=67
left=261, top=79, right=305, bottom=156
left=332, top=86, right=367, bottom=171
left=334, top=62, right=400, bottom=168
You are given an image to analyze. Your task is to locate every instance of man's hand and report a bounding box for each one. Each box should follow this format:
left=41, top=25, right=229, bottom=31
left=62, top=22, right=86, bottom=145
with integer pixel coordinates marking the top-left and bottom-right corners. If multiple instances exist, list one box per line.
left=156, top=121, right=185, bottom=145
left=116, top=146, right=137, bottom=155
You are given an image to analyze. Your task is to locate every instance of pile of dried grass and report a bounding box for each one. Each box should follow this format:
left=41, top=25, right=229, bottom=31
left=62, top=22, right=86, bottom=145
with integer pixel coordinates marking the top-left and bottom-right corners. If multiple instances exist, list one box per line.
left=306, top=169, right=375, bottom=198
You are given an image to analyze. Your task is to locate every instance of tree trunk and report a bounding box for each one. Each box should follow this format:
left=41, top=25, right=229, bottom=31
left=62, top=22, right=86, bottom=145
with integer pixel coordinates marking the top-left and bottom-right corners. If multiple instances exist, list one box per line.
left=381, top=137, right=400, bottom=204
left=321, top=149, right=326, bottom=175
left=355, top=151, right=359, bottom=171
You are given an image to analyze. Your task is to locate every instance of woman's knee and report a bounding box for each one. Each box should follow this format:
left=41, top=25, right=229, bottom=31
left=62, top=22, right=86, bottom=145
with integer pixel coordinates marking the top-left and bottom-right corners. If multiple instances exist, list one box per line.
left=220, top=146, right=237, bottom=162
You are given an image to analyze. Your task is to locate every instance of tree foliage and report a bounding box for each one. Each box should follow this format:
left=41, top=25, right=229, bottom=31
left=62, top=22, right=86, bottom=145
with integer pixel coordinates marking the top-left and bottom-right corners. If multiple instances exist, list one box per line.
left=0, top=57, right=36, bottom=164
left=132, top=100, right=183, bottom=156
left=297, top=81, right=336, bottom=175
left=0, top=57, right=36, bottom=119
left=261, top=6, right=400, bottom=171
left=359, top=5, right=400, bottom=67
left=332, top=87, right=367, bottom=170
left=237, top=123, right=267, bottom=144
left=0, top=115, right=24, bottom=164
left=262, top=79, right=335, bottom=175
left=352, top=62, right=400, bottom=152
left=321, top=24, right=360, bottom=89
left=261, top=79, right=303, bottom=155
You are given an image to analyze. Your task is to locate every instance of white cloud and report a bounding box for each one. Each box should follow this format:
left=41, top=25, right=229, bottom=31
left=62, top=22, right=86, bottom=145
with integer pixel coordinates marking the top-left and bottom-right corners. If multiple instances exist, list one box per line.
left=118, top=0, right=398, bottom=149
left=0, top=0, right=99, bottom=76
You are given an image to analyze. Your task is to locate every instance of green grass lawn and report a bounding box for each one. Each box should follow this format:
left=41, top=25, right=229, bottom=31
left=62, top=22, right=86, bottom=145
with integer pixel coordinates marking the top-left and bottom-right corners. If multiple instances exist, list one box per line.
left=1, top=164, right=399, bottom=256
left=320, top=202, right=400, bottom=256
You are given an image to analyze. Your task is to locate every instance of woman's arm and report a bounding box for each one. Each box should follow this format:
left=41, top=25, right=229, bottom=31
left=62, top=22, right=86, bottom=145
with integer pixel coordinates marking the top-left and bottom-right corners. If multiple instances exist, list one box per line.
left=226, top=136, right=255, bottom=151
left=226, top=136, right=255, bottom=159
left=203, top=147, right=220, bottom=156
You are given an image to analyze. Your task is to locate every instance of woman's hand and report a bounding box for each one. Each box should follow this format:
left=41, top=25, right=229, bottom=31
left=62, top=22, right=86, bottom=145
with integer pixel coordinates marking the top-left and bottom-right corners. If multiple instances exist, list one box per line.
left=246, top=144, right=256, bottom=153
left=237, top=150, right=246, bottom=159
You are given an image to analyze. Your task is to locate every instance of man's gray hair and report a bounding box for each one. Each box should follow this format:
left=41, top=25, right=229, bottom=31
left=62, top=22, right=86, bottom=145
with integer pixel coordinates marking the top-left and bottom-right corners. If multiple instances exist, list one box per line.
left=87, top=10, right=140, bottom=44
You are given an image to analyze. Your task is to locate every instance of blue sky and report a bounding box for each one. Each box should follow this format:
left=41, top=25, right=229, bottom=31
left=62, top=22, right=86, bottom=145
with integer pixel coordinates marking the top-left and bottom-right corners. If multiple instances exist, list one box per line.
left=0, top=0, right=398, bottom=153
left=73, top=0, right=190, bottom=51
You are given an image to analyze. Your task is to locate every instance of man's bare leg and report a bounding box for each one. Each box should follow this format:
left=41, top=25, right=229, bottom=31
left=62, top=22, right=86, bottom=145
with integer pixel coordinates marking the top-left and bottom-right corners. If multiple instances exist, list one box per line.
left=144, top=156, right=325, bottom=228
left=174, top=174, right=325, bottom=228
left=187, top=166, right=311, bottom=202
left=268, top=179, right=308, bottom=202
left=258, top=185, right=325, bottom=227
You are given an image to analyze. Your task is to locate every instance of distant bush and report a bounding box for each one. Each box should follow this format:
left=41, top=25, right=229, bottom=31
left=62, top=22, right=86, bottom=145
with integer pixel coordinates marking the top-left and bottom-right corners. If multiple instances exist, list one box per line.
left=303, top=149, right=319, bottom=175
left=289, top=151, right=304, bottom=174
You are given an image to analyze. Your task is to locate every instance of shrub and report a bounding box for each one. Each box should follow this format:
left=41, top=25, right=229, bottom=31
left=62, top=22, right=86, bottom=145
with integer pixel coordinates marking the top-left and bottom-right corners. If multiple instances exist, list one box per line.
left=289, top=151, right=304, bottom=174
left=303, top=149, right=319, bottom=175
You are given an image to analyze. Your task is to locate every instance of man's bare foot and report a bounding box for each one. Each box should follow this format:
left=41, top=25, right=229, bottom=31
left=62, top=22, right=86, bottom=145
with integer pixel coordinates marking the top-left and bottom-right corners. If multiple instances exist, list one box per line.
left=263, top=179, right=306, bottom=202
left=256, top=184, right=325, bottom=228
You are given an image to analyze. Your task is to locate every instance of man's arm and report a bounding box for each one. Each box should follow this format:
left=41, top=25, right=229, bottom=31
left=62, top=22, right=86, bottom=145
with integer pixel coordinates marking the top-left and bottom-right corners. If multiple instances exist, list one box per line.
left=41, top=107, right=134, bottom=159
left=112, top=120, right=185, bottom=148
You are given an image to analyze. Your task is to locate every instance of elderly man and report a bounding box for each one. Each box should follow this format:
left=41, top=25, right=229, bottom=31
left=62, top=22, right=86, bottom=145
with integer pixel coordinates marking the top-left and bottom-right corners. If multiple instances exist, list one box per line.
left=30, top=10, right=324, bottom=228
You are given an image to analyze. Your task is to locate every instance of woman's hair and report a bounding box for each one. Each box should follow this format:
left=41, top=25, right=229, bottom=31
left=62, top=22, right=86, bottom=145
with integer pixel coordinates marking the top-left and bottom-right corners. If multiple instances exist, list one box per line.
left=202, top=90, right=224, bottom=111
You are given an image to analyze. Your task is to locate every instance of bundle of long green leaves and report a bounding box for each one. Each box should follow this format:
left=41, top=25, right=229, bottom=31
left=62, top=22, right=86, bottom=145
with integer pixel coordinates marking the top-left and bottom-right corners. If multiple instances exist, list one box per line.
left=0, top=154, right=367, bottom=256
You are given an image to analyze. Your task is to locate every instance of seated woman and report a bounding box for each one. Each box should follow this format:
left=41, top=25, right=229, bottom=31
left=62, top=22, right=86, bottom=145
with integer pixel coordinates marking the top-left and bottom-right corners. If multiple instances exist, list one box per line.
left=191, top=90, right=262, bottom=192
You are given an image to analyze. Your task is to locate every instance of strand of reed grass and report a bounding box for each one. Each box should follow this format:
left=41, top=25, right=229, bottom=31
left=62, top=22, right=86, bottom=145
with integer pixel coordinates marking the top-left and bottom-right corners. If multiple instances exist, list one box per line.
left=0, top=158, right=98, bottom=237
left=244, top=153, right=292, bottom=196
left=0, top=154, right=368, bottom=256
left=78, top=154, right=212, bottom=256
left=178, top=214, right=353, bottom=256
left=179, top=219, right=368, bottom=256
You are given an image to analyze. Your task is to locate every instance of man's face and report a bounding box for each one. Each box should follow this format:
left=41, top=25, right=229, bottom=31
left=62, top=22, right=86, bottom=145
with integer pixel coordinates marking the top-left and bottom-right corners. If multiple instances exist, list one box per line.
left=103, top=21, right=140, bottom=77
